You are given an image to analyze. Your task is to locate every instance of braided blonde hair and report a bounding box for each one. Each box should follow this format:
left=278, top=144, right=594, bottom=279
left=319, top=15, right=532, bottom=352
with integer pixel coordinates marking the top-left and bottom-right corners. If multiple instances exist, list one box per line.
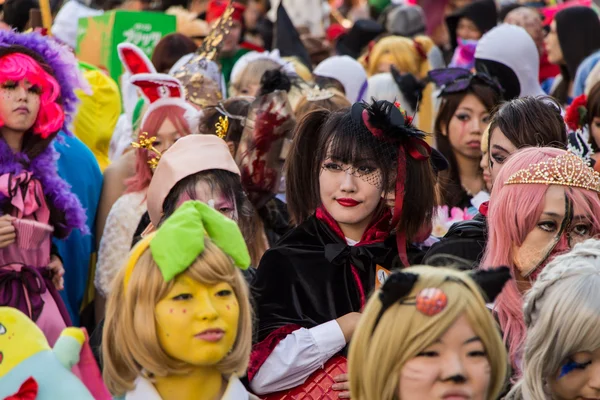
left=506, top=239, right=600, bottom=399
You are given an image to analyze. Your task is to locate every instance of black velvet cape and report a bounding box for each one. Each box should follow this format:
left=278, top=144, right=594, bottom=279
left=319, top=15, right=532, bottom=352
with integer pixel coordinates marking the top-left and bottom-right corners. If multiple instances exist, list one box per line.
left=252, top=209, right=400, bottom=344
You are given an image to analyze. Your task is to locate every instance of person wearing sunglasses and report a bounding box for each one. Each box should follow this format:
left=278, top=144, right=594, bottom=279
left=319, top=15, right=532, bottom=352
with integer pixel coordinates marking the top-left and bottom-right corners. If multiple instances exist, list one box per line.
left=429, top=68, right=504, bottom=211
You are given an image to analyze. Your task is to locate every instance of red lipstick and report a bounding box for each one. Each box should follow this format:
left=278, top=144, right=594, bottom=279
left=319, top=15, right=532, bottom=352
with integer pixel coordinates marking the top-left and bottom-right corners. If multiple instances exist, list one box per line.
left=336, top=198, right=360, bottom=207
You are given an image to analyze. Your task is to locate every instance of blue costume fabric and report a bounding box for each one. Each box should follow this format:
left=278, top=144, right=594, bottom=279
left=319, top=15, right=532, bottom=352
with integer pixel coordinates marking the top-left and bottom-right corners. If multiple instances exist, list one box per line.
left=53, top=132, right=103, bottom=325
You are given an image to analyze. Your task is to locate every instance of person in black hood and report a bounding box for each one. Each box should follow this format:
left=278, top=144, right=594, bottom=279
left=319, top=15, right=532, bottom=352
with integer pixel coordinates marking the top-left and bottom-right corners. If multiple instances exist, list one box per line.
left=545, top=6, right=600, bottom=106
left=445, top=0, right=498, bottom=51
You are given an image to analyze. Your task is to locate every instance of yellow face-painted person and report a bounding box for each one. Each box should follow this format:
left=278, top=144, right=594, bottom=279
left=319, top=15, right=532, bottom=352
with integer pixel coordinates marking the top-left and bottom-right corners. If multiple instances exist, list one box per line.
left=102, top=201, right=256, bottom=400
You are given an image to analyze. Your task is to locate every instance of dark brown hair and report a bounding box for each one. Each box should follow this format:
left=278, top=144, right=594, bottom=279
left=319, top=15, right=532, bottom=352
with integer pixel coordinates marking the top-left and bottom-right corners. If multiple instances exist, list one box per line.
left=198, top=97, right=251, bottom=154
left=434, top=83, right=501, bottom=208
left=586, top=81, right=600, bottom=151
left=286, top=106, right=436, bottom=244
left=488, top=96, right=567, bottom=150
left=151, top=33, right=198, bottom=74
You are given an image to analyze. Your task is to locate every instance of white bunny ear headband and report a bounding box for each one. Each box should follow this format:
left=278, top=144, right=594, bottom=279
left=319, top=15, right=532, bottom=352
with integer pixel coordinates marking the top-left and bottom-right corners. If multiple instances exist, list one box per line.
left=129, top=73, right=201, bottom=132
left=118, top=42, right=157, bottom=75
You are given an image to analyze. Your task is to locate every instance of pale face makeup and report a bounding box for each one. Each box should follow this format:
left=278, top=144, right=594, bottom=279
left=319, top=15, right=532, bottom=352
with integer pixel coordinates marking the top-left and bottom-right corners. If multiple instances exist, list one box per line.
left=188, top=180, right=237, bottom=221
left=0, top=79, right=41, bottom=136
left=512, top=185, right=594, bottom=284
left=444, top=94, right=490, bottom=161
left=319, top=155, right=384, bottom=242
left=398, top=314, right=492, bottom=400
left=488, top=127, right=518, bottom=186
left=550, top=349, right=600, bottom=400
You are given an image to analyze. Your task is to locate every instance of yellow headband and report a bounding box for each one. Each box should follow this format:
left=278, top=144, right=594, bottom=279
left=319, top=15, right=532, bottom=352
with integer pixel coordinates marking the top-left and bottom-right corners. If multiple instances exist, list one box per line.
left=122, top=232, right=156, bottom=291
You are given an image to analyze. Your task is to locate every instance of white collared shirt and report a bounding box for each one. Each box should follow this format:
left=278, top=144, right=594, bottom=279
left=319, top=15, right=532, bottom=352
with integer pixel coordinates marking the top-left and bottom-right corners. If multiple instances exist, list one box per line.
left=124, top=375, right=257, bottom=400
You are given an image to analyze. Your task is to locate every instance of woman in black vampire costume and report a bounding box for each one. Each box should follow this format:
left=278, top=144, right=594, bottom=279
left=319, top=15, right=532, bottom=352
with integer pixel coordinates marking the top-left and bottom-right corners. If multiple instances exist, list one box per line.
left=248, top=100, right=437, bottom=396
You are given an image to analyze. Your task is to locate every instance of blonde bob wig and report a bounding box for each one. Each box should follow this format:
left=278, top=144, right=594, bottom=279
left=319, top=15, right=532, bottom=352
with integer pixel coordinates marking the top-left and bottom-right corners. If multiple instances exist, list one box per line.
left=506, top=239, right=600, bottom=400
left=102, top=240, right=252, bottom=396
left=230, top=58, right=281, bottom=97
left=362, top=35, right=435, bottom=135
left=348, top=266, right=508, bottom=400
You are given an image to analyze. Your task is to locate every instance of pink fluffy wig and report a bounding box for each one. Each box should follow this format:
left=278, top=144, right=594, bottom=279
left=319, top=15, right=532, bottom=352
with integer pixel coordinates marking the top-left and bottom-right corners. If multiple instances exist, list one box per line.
left=125, top=104, right=194, bottom=194
left=0, top=53, right=64, bottom=139
left=481, top=147, right=600, bottom=373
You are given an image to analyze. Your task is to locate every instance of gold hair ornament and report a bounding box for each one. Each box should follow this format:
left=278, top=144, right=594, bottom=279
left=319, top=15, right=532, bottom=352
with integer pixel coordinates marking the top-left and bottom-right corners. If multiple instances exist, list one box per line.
left=504, top=152, right=600, bottom=193
left=305, top=86, right=335, bottom=102
left=215, top=115, right=229, bottom=139
left=131, top=132, right=162, bottom=170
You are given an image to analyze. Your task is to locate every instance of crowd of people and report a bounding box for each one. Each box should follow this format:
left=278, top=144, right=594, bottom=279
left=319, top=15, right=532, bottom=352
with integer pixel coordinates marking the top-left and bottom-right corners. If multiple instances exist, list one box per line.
left=1, top=0, right=600, bottom=399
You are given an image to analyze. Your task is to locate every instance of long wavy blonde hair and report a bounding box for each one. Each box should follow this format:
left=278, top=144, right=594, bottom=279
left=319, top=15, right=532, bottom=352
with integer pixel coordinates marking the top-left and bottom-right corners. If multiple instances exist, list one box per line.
left=102, top=240, right=252, bottom=396
left=362, top=35, right=435, bottom=134
left=348, top=266, right=508, bottom=400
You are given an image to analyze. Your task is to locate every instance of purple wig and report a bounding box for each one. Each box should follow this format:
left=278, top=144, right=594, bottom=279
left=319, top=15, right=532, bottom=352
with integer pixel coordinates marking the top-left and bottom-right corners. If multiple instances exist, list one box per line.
left=0, top=31, right=88, bottom=236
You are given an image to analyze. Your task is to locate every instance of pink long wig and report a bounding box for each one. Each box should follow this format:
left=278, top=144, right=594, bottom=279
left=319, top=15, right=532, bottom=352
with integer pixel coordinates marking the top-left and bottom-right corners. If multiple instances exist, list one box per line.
left=125, top=104, right=193, bottom=194
left=0, top=53, right=63, bottom=139
left=481, top=147, right=600, bottom=374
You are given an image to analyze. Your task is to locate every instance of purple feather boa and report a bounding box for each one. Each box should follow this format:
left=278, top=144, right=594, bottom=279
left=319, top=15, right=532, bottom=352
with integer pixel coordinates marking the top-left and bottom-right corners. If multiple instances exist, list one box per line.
left=0, top=30, right=88, bottom=138
left=0, top=31, right=89, bottom=237
left=0, top=138, right=88, bottom=238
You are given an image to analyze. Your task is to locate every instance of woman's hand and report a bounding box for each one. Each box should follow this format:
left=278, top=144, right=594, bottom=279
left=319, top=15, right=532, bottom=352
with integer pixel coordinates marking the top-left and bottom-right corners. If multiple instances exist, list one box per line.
left=48, top=255, right=65, bottom=291
left=332, top=374, right=351, bottom=399
left=0, top=215, right=16, bottom=248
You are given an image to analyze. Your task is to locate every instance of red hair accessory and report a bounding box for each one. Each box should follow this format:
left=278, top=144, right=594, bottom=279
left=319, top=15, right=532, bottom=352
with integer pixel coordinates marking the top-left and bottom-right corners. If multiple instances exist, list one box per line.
left=565, top=94, right=588, bottom=131
left=415, top=287, right=448, bottom=316
left=206, top=0, right=245, bottom=24
left=413, top=40, right=427, bottom=60
left=364, top=40, right=376, bottom=66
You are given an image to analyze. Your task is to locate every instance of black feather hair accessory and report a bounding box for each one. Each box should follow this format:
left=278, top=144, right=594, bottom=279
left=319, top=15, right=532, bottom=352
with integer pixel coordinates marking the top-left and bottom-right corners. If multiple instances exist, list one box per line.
left=258, top=68, right=293, bottom=97
left=351, top=100, right=426, bottom=144
left=469, top=266, right=511, bottom=303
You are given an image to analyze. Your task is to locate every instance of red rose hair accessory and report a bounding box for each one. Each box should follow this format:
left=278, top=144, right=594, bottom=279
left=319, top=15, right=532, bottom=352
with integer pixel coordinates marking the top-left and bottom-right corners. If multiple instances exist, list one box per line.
left=565, top=94, right=588, bottom=131
left=415, top=287, right=448, bottom=316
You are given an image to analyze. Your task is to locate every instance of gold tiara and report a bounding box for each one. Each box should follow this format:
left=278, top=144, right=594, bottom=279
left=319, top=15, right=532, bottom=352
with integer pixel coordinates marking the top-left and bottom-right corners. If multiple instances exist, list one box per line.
left=131, top=132, right=162, bottom=170
left=505, top=152, right=600, bottom=193
left=305, top=86, right=335, bottom=102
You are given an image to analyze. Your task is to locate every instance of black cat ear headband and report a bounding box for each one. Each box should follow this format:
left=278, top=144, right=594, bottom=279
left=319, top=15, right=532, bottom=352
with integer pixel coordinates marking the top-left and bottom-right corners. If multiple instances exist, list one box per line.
left=372, top=267, right=511, bottom=333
